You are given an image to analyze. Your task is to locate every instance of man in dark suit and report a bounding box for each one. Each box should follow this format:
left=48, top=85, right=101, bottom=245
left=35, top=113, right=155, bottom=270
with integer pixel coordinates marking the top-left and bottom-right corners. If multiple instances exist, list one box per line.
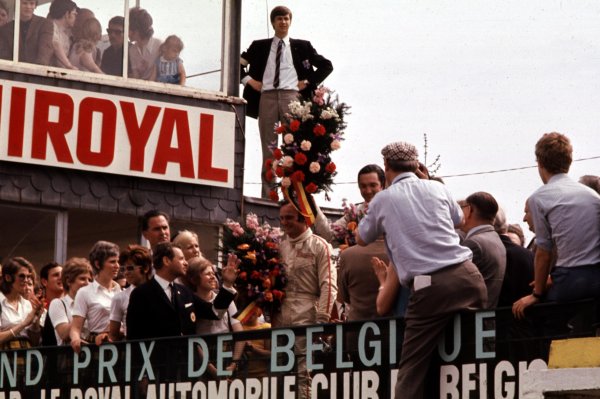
left=460, top=191, right=507, bottom=308
left=240, top=5, right=333, bottom=197
left=493, top=207, right=534, bottom=307
left=126, top=242, right=238, bottom=340
left=0, top=0, right=54, bottom=65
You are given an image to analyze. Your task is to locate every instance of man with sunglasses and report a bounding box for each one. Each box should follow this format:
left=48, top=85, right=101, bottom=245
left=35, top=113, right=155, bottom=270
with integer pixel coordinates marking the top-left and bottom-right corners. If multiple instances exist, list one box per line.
left=101, top=15, right=129, bottom=76
left=107, top=245, right=151, bottom=341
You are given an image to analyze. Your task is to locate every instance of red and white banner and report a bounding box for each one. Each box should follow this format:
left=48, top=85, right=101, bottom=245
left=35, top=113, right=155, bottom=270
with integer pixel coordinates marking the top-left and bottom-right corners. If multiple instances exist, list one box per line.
left=0, top=81, right=236, bottom=188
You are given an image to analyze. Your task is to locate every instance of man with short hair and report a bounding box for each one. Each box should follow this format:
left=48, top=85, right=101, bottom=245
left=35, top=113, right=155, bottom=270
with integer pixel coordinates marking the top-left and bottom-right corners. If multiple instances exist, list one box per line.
left=101, top=16, right=128, bottom=76
left=357, top=141, right=487, bottom=398
left=460, top=191, right=507, bottom=308
left=276, top=200, right=336, bottom=399
left=0, top=0, right=54, bottom=65
left=315, top=164, right=385, bottom=242
left=241, top=5, right=333, bottom=197
left=513, top=132, right=600, bottom=318
left=40, top=262, right=63, bottom=307
left=141, top=209, right=171, bottom=251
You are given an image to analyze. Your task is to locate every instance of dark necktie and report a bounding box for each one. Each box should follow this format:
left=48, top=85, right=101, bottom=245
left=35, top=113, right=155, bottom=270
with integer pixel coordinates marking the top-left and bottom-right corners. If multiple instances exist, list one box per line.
left=169, top=283, right=177, bottom=308
left=273, top=39, right=283, bottom=88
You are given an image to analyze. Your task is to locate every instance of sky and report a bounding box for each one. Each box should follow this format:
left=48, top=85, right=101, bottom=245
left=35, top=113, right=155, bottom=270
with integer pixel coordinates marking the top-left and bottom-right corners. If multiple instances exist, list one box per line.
left=240, top=0, right=600, bottom=239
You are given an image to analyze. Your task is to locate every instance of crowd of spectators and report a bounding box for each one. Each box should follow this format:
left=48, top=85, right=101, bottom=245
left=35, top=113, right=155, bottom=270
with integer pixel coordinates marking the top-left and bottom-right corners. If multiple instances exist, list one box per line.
left=0, top=133, right=599, bottom=391
left=0, top=1, right=186, bottom=85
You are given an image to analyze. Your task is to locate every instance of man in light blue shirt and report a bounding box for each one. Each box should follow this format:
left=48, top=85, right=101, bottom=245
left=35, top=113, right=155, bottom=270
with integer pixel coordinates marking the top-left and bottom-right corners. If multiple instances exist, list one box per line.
left=357, top=141, right=487, bottom=399
left=513, top=132, right=600, bottom=319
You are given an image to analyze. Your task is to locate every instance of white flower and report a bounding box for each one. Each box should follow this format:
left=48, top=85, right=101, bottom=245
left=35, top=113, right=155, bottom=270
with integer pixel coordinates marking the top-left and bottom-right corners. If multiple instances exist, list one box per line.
left=309, top=162, right=321, bottom=173
left=331, top=140, right=341, bottom=150
left=321, top=107, right=339, bottom=120
left=282, top=156, right=294, bottom=168
left=288, top=100, right=314, bottom=122
left=300, top=140, right=312, bottom=151
left=281, top=177, right=291, bottom=187
left=284, top=134, right=295, bottom=144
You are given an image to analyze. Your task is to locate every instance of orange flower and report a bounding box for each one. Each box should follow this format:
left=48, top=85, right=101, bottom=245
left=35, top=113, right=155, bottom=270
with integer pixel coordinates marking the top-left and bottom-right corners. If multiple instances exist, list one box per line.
left=347, top=221, right=357, bottom=231
left=237, top=244, right=250, bottom=250
left=244, top=250, right=257, bottom=264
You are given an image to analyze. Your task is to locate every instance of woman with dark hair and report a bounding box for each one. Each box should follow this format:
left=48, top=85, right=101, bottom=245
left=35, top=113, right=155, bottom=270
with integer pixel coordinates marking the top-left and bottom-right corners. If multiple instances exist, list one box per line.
left=0, top=0, right=10, bottom=27
left=69, top=241, right=121, bottom=353
left=128, top=7, right=161, bottom=80
left=108, top=245, right=152, bottom=341
left=48, top=0, right=78, bottom=69
left=47, top=257, right=93, bottom=345
left=0, top=257, right=43, bottom=348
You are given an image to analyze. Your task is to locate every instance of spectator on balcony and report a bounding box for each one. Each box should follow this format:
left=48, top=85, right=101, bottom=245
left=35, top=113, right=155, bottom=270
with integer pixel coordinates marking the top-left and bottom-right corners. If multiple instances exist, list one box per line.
left=0, top=0, right=10, bottom=26
left=151, top=34, right=186, bottom=85
left=47, top=258, right=93, bottom=346
left=108, top=245, right=151, bottom=341
left=0, top=257, right=44, bottom=348
left=172, top=230, right=202, bottom=261
left=68, top=16, right=102, bottom=73
left=69, top=241, right=121, bottom=353
left=47, top=0, right=78, bottom=69
left=0, top=0, right=54, bottom=65
left=513, top=132, right=600, bottom=319
left=128, top=7, right=161, bottom=80
left=100, top=16, right=127, bottom=76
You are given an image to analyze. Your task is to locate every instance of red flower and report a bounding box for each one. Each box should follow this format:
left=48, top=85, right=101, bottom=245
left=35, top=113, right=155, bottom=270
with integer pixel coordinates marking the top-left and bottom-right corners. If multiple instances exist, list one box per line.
left=273, top=148, right=283, bottom=160
left=289, top=119, right=301, bottom=132
left=291, top=171, right=305, bottom=183
left=325, top=162, right=336, bottom=173
left=305, top=182, right=318, bottom=193
left=265, top=169, right=274, bottom=182
left=251, top=271, right=261, bottom=280
left=272, top=290, right=284, bottom=300
left=275, top=124, right=286, bottom=134
left=313, top=123, right=326, bottom=136
left=238, top=272, right=247, bottom=281
left=269, top=190, right=279, bottom=202
left=265, top=241, right=278, bottom=250
left=294, top=153, right=308, bottom=165
left=265, top=158, right=273, bottom=169
left=275, top=166, right=284, bottom=177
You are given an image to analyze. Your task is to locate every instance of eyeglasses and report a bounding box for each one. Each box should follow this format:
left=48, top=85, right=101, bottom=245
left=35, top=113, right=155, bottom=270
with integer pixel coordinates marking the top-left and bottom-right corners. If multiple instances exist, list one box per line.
left=107, top=28, right=124, bottom=35
left=16, top=273, right=33, bottom=281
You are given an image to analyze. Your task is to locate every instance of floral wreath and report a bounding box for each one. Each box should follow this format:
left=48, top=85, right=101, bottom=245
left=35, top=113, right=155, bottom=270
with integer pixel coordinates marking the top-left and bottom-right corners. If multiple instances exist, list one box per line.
left=265, top=87, right=349, bottom=225
left=330, top=198, right=366, bottom=250
left=221, top=213, right=286, bottom=319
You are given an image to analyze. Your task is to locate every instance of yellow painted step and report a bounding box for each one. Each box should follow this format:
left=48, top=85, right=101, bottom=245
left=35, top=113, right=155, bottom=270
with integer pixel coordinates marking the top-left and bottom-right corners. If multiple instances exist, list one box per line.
left=549, top=337, right=600, bottom=369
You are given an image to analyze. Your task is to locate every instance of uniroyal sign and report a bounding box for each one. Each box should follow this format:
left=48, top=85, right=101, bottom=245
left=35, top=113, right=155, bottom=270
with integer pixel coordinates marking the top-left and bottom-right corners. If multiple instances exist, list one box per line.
left=0, top=81, right=236, bottom=188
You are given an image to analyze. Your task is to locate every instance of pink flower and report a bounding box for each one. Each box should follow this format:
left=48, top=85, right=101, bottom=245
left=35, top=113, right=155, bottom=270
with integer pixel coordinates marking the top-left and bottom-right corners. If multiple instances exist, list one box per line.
left=309, top=162, right=321, bottom=173
left=246, top=213, right=260, bottom=230
left=301, top=140, right=312, bottom=151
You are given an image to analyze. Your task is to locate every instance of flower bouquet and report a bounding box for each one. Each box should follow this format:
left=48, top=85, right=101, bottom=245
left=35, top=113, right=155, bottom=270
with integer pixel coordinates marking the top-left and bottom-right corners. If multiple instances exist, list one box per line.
left=330, top=199, right=366, bottom=251
left=265, top=87, right=349, bottom=225
left=221, top=213, right=286, bottom=320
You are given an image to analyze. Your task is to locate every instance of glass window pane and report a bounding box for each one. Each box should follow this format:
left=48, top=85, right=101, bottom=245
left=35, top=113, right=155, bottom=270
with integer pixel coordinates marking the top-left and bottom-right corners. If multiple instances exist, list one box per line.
left=67, top=209, right=138, bottom=259
left=129, top=0, right=224, bottom=90
left=0, top=204, right=56, bottom=269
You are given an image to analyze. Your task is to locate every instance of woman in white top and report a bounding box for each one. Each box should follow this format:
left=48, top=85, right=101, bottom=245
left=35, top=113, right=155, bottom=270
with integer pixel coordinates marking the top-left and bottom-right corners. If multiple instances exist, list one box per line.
left=68, top=17, right=103, bottom=73
left=48, top=0, right=78, bottom=69
left=48, top=258, right=93, bottom=345
left=70, top=241, right=121, bottom=353
left=0, top=257, right=43, bottom=348
left=108, top=245, right=152, bottom=341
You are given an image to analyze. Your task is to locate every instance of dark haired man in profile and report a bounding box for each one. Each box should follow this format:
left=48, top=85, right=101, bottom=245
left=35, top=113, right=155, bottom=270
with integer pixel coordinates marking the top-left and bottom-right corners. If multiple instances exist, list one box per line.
left=460, top=191, right=506, bottom=308
left=357, top=141, right=487, bottom=398
left=241, top=5, right=333, bottom=197
left=141, top=209, right=170, bottom=251
left=513, top=132, right=600, bottom=319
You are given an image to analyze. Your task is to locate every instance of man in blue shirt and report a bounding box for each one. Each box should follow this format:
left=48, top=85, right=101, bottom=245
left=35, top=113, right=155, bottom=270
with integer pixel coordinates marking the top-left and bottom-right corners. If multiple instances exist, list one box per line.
left=513, top=132, right=600, bottom=319
left=357, top=141, right=487, bottom=399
